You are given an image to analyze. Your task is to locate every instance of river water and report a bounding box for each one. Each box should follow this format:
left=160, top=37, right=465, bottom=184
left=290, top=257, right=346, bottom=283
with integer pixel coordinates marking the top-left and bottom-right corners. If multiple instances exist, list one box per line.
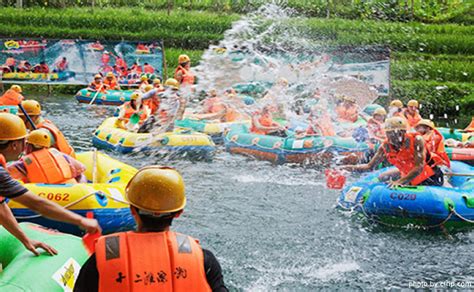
left=34, top=94, right=474, bottom=291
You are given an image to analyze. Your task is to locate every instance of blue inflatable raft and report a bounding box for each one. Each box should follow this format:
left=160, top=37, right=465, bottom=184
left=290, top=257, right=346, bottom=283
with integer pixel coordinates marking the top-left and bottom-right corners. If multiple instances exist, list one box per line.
left=337, top=161, right=474, bottom=230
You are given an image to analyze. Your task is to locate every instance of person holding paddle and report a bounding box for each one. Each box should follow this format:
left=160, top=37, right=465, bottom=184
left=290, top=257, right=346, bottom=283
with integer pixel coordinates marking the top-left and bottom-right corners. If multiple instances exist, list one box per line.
left=116, top=91, right=150, bottom=132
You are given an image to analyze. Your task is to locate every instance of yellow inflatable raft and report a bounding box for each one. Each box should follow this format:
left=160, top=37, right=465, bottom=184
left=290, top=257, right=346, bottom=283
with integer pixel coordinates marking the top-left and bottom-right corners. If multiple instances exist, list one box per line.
left=9, top=151, right=137, bottom=235
left=93, top=117, right=216, bottom=159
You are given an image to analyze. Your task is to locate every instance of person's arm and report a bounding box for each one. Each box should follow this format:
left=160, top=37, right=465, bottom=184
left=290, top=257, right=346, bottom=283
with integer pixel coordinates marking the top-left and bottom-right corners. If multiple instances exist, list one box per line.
left=12, top=191, right=100, bottom=234
left=341, top=146, right=385, bottom=172
left=390, top=136, right=425, bottom=188
left=203, top=249, right=228, bottom=292
left=0, top=202, right=57, bottom=256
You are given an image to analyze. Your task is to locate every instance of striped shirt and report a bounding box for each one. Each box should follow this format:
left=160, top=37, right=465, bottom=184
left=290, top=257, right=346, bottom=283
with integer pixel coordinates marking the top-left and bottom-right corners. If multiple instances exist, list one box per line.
left=0, top=166, right=28, bottom=200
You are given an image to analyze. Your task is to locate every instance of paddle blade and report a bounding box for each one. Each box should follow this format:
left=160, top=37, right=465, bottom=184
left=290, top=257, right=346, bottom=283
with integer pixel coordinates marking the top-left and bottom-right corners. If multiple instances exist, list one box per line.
left=129, top=113, right=140, bottom=125
left=82, top=212, right=101, bottom=255
left=325, top=169, right=346, bottom=190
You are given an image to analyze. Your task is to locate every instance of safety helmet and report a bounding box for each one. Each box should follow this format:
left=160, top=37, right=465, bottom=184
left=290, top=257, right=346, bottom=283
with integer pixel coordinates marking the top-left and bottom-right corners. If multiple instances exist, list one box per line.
left=19, top=100, right=41, bottom=116
left=106, top=72, right=114, bottom=78
left=389, top=100, right=403, bottom=108
left=26, top=129, right=51, bottom=148
left=130, top=91, right=141, bottom=101
left=0, top=113, right=27, bottom=141
left=125, top=166, right=186, bottom=213
left=407, top=99, right=419, bottom=108
left=144, top=84, right=154, bottom=92
left=384, top=117, right=408, bottom=132
left=178, top=54, right=190, bottom=64
left=94, top=74, right=102, bottom=79
left=10, top=85, right=22, bottom=93
left=164, top=78, right=180, bottom=90
left=416, top=119, right=435, bottom=129
left=373, top=108, right=387, bottom=116
left=140, top=75, right=148, bottom=81
left=153, top=78, right=161, bottom=85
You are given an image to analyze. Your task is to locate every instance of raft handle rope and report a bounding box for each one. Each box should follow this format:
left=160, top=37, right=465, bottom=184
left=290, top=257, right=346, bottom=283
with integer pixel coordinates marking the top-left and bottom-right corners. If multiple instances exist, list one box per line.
left=14, top=190, right=129, bottom=220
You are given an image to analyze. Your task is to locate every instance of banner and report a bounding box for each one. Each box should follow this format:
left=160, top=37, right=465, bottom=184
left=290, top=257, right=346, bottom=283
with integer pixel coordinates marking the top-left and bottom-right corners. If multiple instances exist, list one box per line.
left=0, top=39, right=164, bottom=85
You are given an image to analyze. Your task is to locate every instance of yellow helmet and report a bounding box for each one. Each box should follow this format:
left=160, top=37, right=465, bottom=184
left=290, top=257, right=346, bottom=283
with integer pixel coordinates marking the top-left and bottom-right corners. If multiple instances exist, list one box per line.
left=407, top=99, right=419, bottom=108
left=0, top=113, right=27, bottom=141
left=164, top=78, right=180, bottom=90
left=10, top=85, right=22, bottom=93
left=19, top=100, right=41, bottom=116
left=125, top=166, right=186, bottom=213
left=384, top=117, right=408, bottom=132
left=140, top=75, right=148, bottom=81
left=130, top=91, right=141, bottom=100
left=106, top=72, right=114, bottom=78
left=373, top=108, right=387, bottom=116
left=94, top=74, right=102, bottom=79
left=26, top=129, right=51, bottom=148
left=153, top=78, right=161, bottom=85
left=416, top=119, right=435, bottom=129
left=144, top=84, right=154, bottom=92
left=389, top=100, right=403, bottom=108
left=178, top=54, right=190, bottom=64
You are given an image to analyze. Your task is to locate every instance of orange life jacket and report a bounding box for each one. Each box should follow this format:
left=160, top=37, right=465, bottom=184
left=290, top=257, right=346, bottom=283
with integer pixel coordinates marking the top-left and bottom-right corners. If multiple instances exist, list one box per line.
left=143, top=96, right=160, bottom=115
left=89, top=81, right=106, bottom=92
left=143, top=64, right=154, bottom=74
left=0, top=89, right=24, bottom=106
left=223, top=107, right=244, bottom=122
left=95, top=231, right=211, bottom=292
left=205, top=98, right=225, bottom=114
left=335, top=104, right=358, bottom=123
left=404, top=110, right=422, bottom=128
left=250, top=111, right=274, bottom=135
left=175, top=65, right=195, bottom=85
left=367, top=118, right=386, bottom=141
left=306, top=116, right=336, bottom=137
left=23, top=148, right=75, bottom=184
left=382, top=133, right=435, bottom=186
left=423, top=128, right=451, bottom=167
left=104, top=77, right=119, bottom=90
left=122, top=102, right=148, bottom=122
left=37, top=119, right=76, bottom=158
left=0, top=154, right=6, bottom=202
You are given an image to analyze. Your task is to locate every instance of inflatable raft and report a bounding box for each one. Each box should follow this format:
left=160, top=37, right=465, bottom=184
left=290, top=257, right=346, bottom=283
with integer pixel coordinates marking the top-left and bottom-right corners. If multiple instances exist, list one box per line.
left=75, top=88, right=134, bottom=105
left=337, top=161, right=474, bottom=231
left=93, top=117, right=216, bottom=159
left=0, top=223, right=88, bottom=291
left=438, top=127, right=472, bottom=142
left=10, top=151, right=137, bottom=235
left=1, top=71, right=75, bottom=81
left=175, top=118, right=251, bottom=144
left=224, top=124, right=370, bottom=165
left=446, top=147, right=474, bottom=165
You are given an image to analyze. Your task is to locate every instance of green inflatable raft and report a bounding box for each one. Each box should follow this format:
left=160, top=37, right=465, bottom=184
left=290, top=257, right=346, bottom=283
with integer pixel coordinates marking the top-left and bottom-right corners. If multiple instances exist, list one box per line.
left=0, top=223, right=88, bottom=291
left=75, top=88, right=134, bottom=106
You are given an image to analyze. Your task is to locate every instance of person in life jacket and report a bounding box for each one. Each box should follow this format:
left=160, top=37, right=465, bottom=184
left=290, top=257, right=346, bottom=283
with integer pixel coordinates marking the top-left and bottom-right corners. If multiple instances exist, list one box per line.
left=8, top=129, right=86, bottom=184
left=250, top=105, right=286, bottom=137
left=101, top=51, right=111, bottom=66
left=150, top=78, right=185, bottom=133
left=306, top=105, right=336, bottom=137
left=201, top=89, right=226, bottom=114
left=33, top=61, right=49, bottom=74
left=130, top=62, right=142, bottom=74
left=0, top=113, right=100, bottom=257
left=335, top=95, right=359, bottom=123
left=341, top=117, right=444, bottom=187
left=54, top=57, right=68, bottom=72
left=153, top=77, right=165, bottom=91
left=103, top=72, right=121, bottom=90
left=0, top=85, right=24, bottom=106
left=74, top=166, right=227, bottom=292
left=17, top=60, right=31, bottom=73
left=18, top=100, right=76, bottom=158
left=116, top=91, right=150, bottom=132
left=143, top=62, right=155, bottom=74
left=88, top=74, right=106, bottom=93
left=174, top=54, right=195, bottom=86
left=388, top=99, right=405, bottom=119
left=367, top=107, right=387, bottom=142
left=141, top=84, right=160, bottom=115
left=404, top=99, right=422, bottom=128
left=138, top=75, right=149, bottom=92
left=114, top=56, right=127, bottom=70
left=415, top=119, right=451, bottom=167
left=4, top=56, right=16, bottom=72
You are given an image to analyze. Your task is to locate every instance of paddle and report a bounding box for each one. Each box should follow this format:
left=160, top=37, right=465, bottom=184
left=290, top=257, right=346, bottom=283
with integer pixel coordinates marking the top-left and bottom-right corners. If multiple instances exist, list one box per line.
left=18, top=103, right=37, bottom=130
left=445, top=173, right=474, bottom=177
left=325, top=168, right=347, bottom=189
left=82, top=212, right=101, bottom=255
left=88, top=85, right=103, bottom=105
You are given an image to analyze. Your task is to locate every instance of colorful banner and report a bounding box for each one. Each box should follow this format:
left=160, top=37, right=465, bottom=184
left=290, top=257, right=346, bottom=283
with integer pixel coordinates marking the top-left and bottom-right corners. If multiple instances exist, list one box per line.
left=0, top=39, right=164, bottom=85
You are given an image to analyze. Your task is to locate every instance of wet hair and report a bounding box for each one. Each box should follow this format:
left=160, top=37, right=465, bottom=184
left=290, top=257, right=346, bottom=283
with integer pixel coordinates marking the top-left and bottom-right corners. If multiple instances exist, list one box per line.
left=144, top=62, right=148, bottom=65
left=133, top=206, right=178, bottom=232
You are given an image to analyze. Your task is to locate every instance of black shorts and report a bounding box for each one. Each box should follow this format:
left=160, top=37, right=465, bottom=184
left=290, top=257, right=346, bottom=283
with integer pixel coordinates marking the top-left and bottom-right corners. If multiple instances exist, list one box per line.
left=419, top=166, right=444, bottom=186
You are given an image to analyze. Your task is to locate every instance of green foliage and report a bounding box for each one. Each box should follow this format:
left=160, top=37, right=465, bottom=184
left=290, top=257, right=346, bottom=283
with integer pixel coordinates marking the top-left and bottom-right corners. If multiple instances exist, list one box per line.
left=391, top=59, right=473, bottom=83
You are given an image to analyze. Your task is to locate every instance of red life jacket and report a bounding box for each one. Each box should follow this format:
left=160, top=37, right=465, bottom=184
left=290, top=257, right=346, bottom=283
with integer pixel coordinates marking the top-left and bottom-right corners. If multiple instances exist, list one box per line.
left=423, top=128, right=451, bottom=167
left=143, top=64, right=154, bottom=74
left=37, top=119, right=76, bottom=158
left=115, top=58, right=127, bottom=69
left=382, top=133, right=435, bottom=186
left=22, top=148, right=75, bottom=184
left=95, top=231, right=211, bottom=292
left=0, top=89, right=24, bottom=106
left=175, top=65, right=195, bottom=85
